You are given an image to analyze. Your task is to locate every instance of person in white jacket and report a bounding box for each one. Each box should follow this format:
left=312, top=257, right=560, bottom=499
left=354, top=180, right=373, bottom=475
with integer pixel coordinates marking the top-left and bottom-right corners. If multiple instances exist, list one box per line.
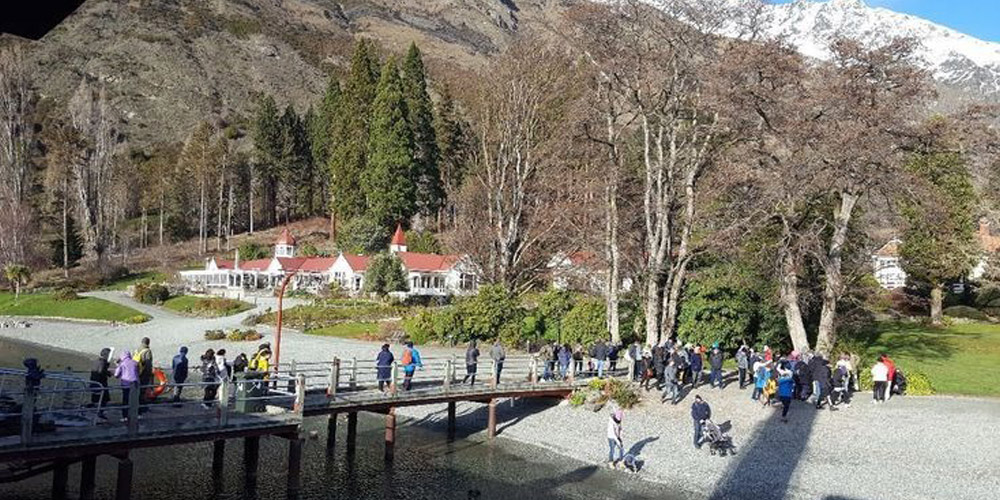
left=606, top=408, right=624, bottom=468
left=871, top=360, right=889, bottom=403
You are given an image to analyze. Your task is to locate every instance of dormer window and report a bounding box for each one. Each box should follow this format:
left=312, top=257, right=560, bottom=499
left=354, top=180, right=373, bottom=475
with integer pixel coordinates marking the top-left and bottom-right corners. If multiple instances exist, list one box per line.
left=275, top=244, right=295, bottom=258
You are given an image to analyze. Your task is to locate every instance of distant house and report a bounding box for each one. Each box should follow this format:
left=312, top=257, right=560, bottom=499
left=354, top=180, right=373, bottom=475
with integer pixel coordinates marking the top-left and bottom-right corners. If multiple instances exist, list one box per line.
left=872, top=238, right=907, bottom=290
left=179, top=225, right=478, bottom=298
left=547, top=251, right=633, bottom=294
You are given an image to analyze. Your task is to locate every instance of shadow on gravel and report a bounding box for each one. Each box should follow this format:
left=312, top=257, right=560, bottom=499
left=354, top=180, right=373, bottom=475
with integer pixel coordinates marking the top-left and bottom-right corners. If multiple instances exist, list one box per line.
left=708, top=399, right=819, bottom=500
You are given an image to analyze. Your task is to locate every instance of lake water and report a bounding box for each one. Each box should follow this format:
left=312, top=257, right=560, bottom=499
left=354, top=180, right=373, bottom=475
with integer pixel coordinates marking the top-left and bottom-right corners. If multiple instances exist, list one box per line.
left=0, top=337, right=679, bottom=500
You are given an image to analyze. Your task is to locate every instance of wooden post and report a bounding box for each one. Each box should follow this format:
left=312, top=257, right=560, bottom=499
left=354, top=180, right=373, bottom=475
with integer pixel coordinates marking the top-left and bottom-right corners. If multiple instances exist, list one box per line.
left=244, top=436, right=260, bottom=489
left=127, top=381, right=139, bottom=436
left=287, top=436, right=304, bottom=496
left=293, top=374, right=306, bottom=414
left=628, top=356, right=635, bottom=381
left=213, top=440, right=226, bottom=477
left=115, top=455, right=133, bottom=500
left=287, top=359, right=297, bottom=394
left=490, top=360, right=497, bottom=390
left=385, top=407, right=396, bottom=462
left=80, top=456, right=97, bottom=500
left=569, top=358, right=576, bottom=384
left=487, top=398, right=497, bottom=440
left=346, top=412, right=358, bottom=455
left=350, top=357, right=357, bottom=390
left=390, top=362, right=399, bottom=395
left=326, top=414, right=338, bottom=453
left=20, top=384, right=35, bottom=445
left=328, top=357, right=340, bottom=398
left=52, top=460, right=69, bottom=500
left=447, top=401, right=456, bottom=440
left=218, top=378, right=230, bottom=427
left=444, top=359, right=452, bottom=392
left=530, top=356, right=538, bottom=387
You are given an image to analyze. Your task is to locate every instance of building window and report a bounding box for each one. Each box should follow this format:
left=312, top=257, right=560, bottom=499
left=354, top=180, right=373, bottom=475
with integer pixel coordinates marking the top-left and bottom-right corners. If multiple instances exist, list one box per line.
left=460, top=273, right=475, bottom=290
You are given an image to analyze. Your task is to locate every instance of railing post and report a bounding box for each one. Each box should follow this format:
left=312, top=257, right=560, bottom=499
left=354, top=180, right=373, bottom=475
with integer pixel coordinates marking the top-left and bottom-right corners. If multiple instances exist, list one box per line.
left=390, top=362, right=398, bottom=396
left=218, top=378, right=230, bottom=427
left=444, top=359, right=452, bottom=393
left=490, top=360, right=497, bottom=390
left=350, top=357, right=357, bottom=390
left=294, top=374, right=306, bottom=414
left=127, top=382, right=139, bottom=436
left=530, top=356, right=538, bottom=387
left=569, top=358, right=576, bottom=384
left=20, top=384, right=36, bottom=445
left=327, top=357, right=340, bottom=398
left=628, top=357, right=635, bottom=382
left=287, top=360, right=297, bottom=394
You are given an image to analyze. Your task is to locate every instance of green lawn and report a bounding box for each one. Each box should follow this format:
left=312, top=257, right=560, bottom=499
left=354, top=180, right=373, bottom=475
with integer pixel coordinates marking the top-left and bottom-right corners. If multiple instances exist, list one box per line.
left=863, top=322, right=1000, bottom=397
left=163, top=295, right=253, bottom=317
left=306, top=321, right=379, bottom=340
left=0, top=292, right=149, bottom=323
left=99, top=271, right=168, bottom=291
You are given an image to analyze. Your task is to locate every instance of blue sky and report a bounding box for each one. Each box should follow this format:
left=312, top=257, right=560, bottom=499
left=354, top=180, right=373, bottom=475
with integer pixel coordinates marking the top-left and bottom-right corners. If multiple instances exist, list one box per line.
left=773, top=1, right=1000, bottom=42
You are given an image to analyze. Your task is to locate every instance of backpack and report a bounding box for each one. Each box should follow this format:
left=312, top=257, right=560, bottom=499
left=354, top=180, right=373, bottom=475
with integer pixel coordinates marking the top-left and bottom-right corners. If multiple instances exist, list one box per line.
left=233, top=354, right=248, bottom=373
left=764, top=378, right=777, bottom=396
left=893, top=370, right=907, bottom=395
left=401, top=349, right=413, bottom=366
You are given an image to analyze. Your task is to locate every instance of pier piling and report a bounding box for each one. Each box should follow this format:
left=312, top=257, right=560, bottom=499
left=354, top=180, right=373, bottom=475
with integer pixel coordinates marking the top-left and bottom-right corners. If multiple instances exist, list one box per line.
left=114, top=454, right=133, bottom=500
left=346, top=412, right=358, bottom=455
left=212, top=439, right=226, bottom=477
left=487, top=398, right=497, bottom=440
left=327, top=414, right=338, bottom=453
left=51, top=460, right=68, bottom=500
left=287, top=435, right=304, bottom=496
left=80, top=455, right=97, bottom=500
left=385, top=407, right=396, bottom=462
left=447, top=401, right=456, bottom=440
left=244, top=436, right=260, bottom=489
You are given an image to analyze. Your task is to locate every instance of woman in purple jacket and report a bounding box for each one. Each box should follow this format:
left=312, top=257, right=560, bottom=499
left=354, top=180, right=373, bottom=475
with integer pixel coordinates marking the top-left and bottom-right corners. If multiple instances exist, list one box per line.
left=114, top=350, right=139, bottom=420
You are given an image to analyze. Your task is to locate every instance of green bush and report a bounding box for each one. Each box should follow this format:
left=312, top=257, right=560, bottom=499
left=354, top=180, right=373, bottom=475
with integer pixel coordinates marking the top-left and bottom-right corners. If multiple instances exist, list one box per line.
left=560, top=297, right=606, bottom=346
left=237, top=242, right=268, bottom=260
left=204, top=329, right=226, bottom=341
left=133, top=282, right=170, bottom=304
left=53, top=288, right=79, bottom=301
left=337, top=216, right=390, bottom=254
left=223, top=16, right=261, bottom=39
left=124, top=314, right=151, bottom=324
left=607, top=379, right=640, bottom=409
left=227, top=329, right=263, bottom=341
left=192, top=297, right=250, bottom=317
left=569, top=391, right=586, bottom=407
left=904, top=370, right=935, bottom=395
left=942, top=305, right=991, bottom=322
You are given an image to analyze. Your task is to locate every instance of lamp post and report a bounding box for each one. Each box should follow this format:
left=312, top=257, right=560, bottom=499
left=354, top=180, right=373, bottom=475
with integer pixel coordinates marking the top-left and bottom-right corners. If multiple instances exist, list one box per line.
left=273, top=270, right=298, bottom=370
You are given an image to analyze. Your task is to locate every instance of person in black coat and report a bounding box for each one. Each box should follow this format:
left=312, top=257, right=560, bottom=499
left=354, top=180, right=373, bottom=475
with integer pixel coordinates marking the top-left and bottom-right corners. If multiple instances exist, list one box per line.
left=814, top=358, right=834, bottom=410
left=691, top=395, right=712, bottom=449
left=90, top=348, right=112, bottom=414
left=376, top=344, right=394, bottom=392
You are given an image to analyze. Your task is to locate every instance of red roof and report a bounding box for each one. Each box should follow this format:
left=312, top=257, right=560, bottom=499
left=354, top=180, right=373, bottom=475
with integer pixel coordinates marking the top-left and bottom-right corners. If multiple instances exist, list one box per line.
left=276, top=257, right=308, bottom=271
left=391, top=224, right=406, bottom=246
left=276, top=227, right=296, bottom=246
left=215, top=259, right=235, bottom=269
left=874, top=240, right=901, bottom=258
left=298, top=257, right=337, bottom=272
left=568, top=251, right=597, bottom=266
left=240, top=258, right=272, bottom=271
left=398, top=252, right=459, bottom=272
left=342, top=254, right=371, bottom=272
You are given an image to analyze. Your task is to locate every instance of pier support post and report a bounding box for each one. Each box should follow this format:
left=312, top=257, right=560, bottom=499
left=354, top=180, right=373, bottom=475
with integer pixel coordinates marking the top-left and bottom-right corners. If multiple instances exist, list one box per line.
left=447, top=401, right=457, bottom=441
left=385, top=407, right=396, bottom=462
left=287, top=436, right=304, bottom=496
left=487, top=398, right=497, bottom=440
left=244, top=436, right=260, bottom=489
left=213, top=439, right=226, bottom=477
left=326, top=414, right=338, bottom=453
left=115, top=455, right=133, bottom=500
left=80, top=455, right=97, bottom=500
left=52, top=460, right=69, bottom=500
left=346, top=412, right=358, bottom=455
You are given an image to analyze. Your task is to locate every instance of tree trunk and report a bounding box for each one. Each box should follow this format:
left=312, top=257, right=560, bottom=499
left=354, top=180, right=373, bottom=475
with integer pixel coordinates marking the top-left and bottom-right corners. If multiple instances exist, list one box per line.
left=226, top=182, right=234, bottom=251
left=816, top=192, right=859, bottom=355
left=780, top=250, right=810, bottom=353
left=217, top=170, right=224, bottom=251
left=605, top=181, right=621, bottom=344
left=249, top=166, right=255, bottom=235
left=644, top=277, right=663, bottom=346
left=198, top=177, right=206, bottom=255
left=62, top=182, right=69, bottom=279
left=158, top=193, right=164, bottom=247
left=930, top=285, right=944, bottom=325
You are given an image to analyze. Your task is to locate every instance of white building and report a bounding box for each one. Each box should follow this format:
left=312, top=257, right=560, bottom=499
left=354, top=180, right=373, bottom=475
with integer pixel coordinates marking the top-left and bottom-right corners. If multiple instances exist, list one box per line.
left=872, top=238, right=907, bottom=290
left=180, top=226, right=478, bottom=298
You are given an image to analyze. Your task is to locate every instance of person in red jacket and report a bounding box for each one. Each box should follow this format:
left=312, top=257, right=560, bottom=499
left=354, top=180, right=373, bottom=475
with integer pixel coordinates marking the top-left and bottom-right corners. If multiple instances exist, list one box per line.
left=881, top=353, right=896, bottom=401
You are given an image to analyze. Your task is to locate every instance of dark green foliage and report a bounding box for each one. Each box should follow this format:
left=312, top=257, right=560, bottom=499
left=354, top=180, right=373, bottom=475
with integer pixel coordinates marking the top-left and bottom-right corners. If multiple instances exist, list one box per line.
left=526, top=289, right=576, bottom=342
left=330, top=39, right=380, bottom=220
left=458, top=284, right=524, bottom=343
left=942, top=305, right=991, bottom=322
left=252, top=95, right=282, bottom=226
left=53, top=287, right=79, bottom=301
left=676, top=263, right=788, bottom=349
left=434, top=84, right=470, bottom=200
left=404, top=229, right=441, bottom=253
left=49, top=212, right=84, bottom=269
left=298, top=243, right=322, bottom=257
left=277, top=105, right=314, bottom=217
left=364, top=56, right=416, bottom=227
left=363, top=252, right=409, bottom=297
left=402, top=43, right=443, bottom=216
left=336, top=215, right=390, bottom=254
left=560, top=297, right=607, bottom=346
left=133, top=282, right=170, bottom=305
left=237, top=242, right=268, bottom=260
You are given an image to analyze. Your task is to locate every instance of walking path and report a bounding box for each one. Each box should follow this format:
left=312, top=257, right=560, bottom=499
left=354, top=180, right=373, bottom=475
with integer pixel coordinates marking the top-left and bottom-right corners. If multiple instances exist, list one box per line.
left=0, top=294, right=998, bottom=500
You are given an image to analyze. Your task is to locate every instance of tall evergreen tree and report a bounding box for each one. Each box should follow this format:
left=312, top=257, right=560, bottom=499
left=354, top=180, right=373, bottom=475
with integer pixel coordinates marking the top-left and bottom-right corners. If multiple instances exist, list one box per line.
left=278, top=105, right=312, bottom=220
left=401, top=43, right=443, bottom=217
left=329, top=39, right=380, bottom=222
left=364, top=56, right=416, bottom=228
left=49, top=212, right=83, bottom=269
left=433, top=83, right=470, bottom=225
left=251, top=95, right=282, bottom=227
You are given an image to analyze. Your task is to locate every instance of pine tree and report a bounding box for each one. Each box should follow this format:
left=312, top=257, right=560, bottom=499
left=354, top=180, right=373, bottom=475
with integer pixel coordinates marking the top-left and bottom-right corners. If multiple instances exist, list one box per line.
left=252, top=95, right=282, bottom=227
left=364, top=56, right=416, bottom=228
left=329, top=39, right=380, bottom=221
left=401, top=43, right=443, bottom=217
left=433, top=83, right=470, bottom=226
left=278, top=105, right=311, bottom=220
left=49, top=212, right=83, bottom=269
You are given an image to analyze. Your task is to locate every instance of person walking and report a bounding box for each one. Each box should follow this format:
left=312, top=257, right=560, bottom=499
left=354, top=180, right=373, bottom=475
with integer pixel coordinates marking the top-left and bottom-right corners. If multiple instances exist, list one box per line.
left=709, top=345, right=724, bottom=389
left=134, top=337, right=153, bottom=405
left=200, top=349, right=219, bottom=409
left=735, top=345, right=749, bottom=389
left=627, top=341, right=642, bottom=381
left=752, top=359, right=767, bottom=401
left=592, top=340, right=609, bottom=378
left=90, top=348, right=112, bottom=417
left=490, top=341, right=506, bottom=384
left=558, top=344, right=572, bottom=380
left=777, top=366, right=795, bottom=422
left=871, top=358, right=889, bottom=403
left=815, top=357, right=834, bottom=410
left=401, top=342, right=422, bottom=391
left=376, top=344, right=394, bottom=392
left=690, top=347, right=704, bottom=388
left=462, top=340, right=480, bottom=386
left=572, top=344, right=584, bottom=376
left=832, top=362, right=851, bottom=407
left=661, top=360, right=681, bottom=405
left=881, top=353, right=897, bottom=401
left=606, top=408, right=624, bottom=469
left=608, top=343, right=620, bottom=373
left=170, top=346, right=189, bottom=404
left=691, top=395, right=711, bottom=449
left=114, top=351, right=139, bottom=420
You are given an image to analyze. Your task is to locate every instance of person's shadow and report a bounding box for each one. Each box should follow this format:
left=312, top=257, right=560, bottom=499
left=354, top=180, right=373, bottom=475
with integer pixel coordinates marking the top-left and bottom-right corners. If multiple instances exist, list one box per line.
left=625, top=436, right=659, bottom=472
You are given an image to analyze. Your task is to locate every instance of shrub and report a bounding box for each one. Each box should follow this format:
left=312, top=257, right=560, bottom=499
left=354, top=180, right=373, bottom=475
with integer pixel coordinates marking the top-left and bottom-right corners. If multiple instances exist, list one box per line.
left=363, top=253, right=408, bottom=297
left=606, top=379, right=640, bottom=409
left=237, top=242, right=268, bottom=260
left=204, top=329, right=226, bottom=341
left=560, top=297, right=607, bottom=347
left=942, top=305, right=991, bottom=322
left=889, top=288, right=929, bottom=316
left=337, top=216, right=390, bottom=254
left=124, top=314, right=151, bottom=324
left=189, top=297, right=250, bottom=317
left=568, top=391, right=586, bottom=407
left=53, top=288, right=79, bottom=301
left=227, top=329, right=263, bottom=341
left=904, top=370, right=934, bottom=396
left=133, top=282, right=170, bottom=304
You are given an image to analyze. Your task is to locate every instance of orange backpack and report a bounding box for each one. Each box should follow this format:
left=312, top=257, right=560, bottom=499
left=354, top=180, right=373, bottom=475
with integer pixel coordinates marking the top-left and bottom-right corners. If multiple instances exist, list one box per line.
left=401, top=349, right=413, bottom=365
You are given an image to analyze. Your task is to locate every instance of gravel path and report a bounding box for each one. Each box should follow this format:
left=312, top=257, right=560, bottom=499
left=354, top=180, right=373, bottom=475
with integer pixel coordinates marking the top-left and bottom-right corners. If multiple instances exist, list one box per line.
left=0, top=295, right=997, bottom=500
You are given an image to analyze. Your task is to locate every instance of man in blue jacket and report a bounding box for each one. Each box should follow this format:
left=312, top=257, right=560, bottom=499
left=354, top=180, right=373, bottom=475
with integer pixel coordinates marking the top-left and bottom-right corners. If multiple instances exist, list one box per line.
left=171, top=346, right=189, bottom=404
left=691, top=395, right=711, bottom=449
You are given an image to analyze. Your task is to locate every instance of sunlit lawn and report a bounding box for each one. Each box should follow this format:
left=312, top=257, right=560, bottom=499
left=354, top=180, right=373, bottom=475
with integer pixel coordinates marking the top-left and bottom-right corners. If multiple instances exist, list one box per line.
left=306, top=321, right=379, bottom=340
left=0, top=292, right=148, bottom=323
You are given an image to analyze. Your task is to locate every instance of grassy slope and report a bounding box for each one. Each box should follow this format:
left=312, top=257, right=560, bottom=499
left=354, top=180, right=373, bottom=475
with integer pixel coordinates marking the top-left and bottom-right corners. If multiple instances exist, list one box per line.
left=306, top=322, right=379, bottom=339
left=99, top=271, right=168, bottom=291
left=0, top=292, right=147, bottom=323
left=868, top=322, right=1000, bottom=397
left=162, top=295, right=252, bottom=317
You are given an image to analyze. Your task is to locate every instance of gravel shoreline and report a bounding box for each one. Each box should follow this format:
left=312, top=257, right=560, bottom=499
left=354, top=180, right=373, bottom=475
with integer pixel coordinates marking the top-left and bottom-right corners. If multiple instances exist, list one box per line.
left=1, top=292, right=998, bottom=500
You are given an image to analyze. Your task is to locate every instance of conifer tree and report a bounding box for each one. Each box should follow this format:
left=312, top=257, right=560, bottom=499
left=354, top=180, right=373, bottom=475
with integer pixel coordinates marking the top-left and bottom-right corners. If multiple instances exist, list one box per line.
left=278, top=105, right=311, bottom=220
left=401, top=43, right=443, bottom=217
left=433, top=83, right=470, bottom=225
left=330, top=39, right=380, bottom=222
left=251, top=95, right=282, bottom=227
left=364, top=56, right=416, bottom=228
left=49, top=212, right=83, bottom=269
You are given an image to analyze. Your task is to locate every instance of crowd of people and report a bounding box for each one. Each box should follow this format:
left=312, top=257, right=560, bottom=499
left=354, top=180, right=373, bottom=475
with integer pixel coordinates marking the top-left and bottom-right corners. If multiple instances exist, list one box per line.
left=87, top=338, right=274, bottom=420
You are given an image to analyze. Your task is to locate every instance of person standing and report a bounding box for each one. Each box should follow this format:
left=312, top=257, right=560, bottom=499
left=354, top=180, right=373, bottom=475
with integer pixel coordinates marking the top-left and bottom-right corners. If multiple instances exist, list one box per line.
left=606, top=408, right=624, bottom=469
left=376, top=344, right=394, bottom=392
left=608, top=343, right=619, bottom=373
left=171, top=346, right=189, bottom=404
left=134, top=337, right=153, bottom=404
left=735, top=345, right=749, bottom=389
left=592, top=340, right=609, bottom=378
left=691, top=395, right=711, bottom=449
left=540, top=342, right=554, bottom=381
left=215, top=349, right=231, bottom=382
left=709, top=345, right=724, bottom=389
left=462, top=340, right=480, bottom=386
left=871, top=358, right=889, bottom=403
left=690, top=347, right=704, bottom=388
left=572, top=344, right=584, bottom=375
left=627, top=341, right=642, bottom=381
left=401, top=342, right=422, bottom=391
left=777, top=367, right=795, bottom=422
left=200, top=349, right=219, bottom=409
left=752, top=359, right=767, bottom=401
left=881, top=353, right=897, bottom=401
left=558, top=344, right=572, bottom=380
left=114, top=351, right=139, bottom=420
left=661, top=360, right=681, bottom=405
left=90, top=348, right=112, bottom=417
left=490, top=341, right=506, bottom=384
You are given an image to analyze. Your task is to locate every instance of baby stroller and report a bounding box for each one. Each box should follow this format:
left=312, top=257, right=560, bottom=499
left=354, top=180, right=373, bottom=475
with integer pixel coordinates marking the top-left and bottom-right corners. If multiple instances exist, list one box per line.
left=892, top=370, right=908, bottom=396
left=621, top=452, right=643, bottom=473
left=700, top=419, right=736, bottom=456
